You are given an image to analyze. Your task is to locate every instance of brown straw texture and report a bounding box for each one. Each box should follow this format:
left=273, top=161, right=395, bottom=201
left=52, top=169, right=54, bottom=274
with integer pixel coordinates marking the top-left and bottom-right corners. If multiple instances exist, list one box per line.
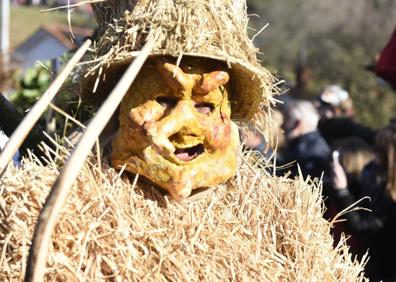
left=81, top=0, right=277, bottom=128
left=0, top=145, right=367, bottom=281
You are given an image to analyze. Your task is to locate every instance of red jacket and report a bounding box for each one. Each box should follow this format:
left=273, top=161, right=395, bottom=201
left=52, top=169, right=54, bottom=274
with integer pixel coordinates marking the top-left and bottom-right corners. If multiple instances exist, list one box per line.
left=376, top=28, right=396, bottom=88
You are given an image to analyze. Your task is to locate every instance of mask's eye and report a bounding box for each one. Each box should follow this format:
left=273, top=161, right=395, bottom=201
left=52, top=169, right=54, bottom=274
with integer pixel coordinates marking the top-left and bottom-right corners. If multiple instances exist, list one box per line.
left=156, top=96, right=179, bottom=109
left=195, top=102, right=214, bottom=115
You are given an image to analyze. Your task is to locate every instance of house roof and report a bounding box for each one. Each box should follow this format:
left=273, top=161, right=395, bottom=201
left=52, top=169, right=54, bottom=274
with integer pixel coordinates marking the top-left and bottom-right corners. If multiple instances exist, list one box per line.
left=14, top=24, right=93, bottom=55
left=40, top=24, right=93, bottom=49
left=12, top=24, right=93, bottom=68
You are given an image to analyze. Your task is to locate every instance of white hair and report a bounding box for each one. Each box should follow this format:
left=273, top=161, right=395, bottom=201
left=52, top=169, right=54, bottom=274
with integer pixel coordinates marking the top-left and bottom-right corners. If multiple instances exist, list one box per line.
left=284, top=100, right=319, bottom=132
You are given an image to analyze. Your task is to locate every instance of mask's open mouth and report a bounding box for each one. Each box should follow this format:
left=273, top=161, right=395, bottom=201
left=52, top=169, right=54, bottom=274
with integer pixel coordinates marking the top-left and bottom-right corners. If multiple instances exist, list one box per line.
left=174, top=144, right=205, bottom=161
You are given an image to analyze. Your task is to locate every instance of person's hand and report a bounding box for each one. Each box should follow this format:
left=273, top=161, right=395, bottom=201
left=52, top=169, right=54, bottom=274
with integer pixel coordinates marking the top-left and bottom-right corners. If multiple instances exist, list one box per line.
left=331, top=150, right=348, bottom=191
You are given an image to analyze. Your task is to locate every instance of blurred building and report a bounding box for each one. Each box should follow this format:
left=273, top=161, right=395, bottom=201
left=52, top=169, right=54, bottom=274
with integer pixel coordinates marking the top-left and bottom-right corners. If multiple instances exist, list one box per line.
left=12, top=0, right=75, bottom=5
left=12, top=24, right=92, bottom=69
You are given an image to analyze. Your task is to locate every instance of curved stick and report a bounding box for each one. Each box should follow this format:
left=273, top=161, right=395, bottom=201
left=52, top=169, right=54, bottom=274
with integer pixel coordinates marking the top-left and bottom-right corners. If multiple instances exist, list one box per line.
left=24, top=38, right=154, bottom=282
left=0, top=40, right=92, bottom=177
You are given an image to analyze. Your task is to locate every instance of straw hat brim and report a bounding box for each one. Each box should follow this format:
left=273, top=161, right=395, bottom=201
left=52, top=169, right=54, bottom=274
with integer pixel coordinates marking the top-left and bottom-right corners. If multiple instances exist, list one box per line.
left=81, top=52, right=267, bottom=121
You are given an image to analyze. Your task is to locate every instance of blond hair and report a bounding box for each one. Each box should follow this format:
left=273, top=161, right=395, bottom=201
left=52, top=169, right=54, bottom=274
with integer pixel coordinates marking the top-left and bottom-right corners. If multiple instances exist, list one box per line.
left=332, top=137, right=375, bottom=185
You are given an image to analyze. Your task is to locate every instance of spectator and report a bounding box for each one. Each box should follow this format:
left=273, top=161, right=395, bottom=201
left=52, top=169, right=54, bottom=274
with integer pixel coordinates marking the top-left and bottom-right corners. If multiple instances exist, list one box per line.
left=287, top=65, right=313, bottom=100
left=328, top=137, right=375, bottom=258
left=331, top=118, right=396, bottom=281
left=331, top=137, right=375, bottom=197
left=240, top=124, right=266, bottom=154
left=315, top=85, right=375, bottom=146
left=277, top=99, right=330, bottom=183
left=240, top=110, right=285, bottom=161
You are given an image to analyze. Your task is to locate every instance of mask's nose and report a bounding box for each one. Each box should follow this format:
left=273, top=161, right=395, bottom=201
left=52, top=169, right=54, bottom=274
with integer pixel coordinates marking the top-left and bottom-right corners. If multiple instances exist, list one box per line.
left=144, top=100, right=201, bottom=156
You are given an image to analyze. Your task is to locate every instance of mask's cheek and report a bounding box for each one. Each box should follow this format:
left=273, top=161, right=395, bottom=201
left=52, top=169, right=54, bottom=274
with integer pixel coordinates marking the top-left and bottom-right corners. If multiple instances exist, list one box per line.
left=200, top=111, right=232, bottom=152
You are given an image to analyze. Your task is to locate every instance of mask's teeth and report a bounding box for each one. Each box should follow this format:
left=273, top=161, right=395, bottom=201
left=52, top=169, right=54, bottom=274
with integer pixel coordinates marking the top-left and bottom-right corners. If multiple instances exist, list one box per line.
left=174, top=144, right=204, bottom=161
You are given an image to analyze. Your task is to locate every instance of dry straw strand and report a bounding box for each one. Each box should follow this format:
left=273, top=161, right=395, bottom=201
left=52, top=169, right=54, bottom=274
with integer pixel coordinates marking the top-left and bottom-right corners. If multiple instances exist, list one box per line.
left=0, top=143, right=367, bottom=281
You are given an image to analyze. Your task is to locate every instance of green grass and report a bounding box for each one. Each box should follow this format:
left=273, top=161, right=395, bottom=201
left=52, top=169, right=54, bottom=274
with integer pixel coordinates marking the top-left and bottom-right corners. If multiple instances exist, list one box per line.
left=10, top=6, right=96, bottom=49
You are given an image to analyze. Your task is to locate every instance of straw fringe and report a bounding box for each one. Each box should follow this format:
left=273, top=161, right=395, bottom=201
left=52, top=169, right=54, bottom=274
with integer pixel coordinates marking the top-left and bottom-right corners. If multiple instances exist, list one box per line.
left=78, top=0, right=278, bottom=136
left=89, top=0, right=260, bottom=71
left=0, top=147, right=367, bottom=280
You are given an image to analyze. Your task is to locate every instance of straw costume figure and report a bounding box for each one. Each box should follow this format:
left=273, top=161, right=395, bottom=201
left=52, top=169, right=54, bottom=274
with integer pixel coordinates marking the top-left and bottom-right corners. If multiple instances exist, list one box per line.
left=80, top=0, right=275, bottom=199
left=0, top=0, right=368, bottom=281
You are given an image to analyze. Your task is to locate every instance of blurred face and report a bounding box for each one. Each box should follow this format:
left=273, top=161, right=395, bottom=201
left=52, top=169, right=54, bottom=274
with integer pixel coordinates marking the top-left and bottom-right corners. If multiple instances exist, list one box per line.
left=111, top=57, right=239, bottom=199
left=281, top=113, right=299, bottom=141
left=314, top=101, right=335, bottom=120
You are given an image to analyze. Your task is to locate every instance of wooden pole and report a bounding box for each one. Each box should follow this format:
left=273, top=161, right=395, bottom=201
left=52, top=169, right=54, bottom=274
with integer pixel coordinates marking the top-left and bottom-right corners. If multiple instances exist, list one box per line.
left=1, top=0, right=10, bottom=74
left=24, top=37, right=154, bottom=282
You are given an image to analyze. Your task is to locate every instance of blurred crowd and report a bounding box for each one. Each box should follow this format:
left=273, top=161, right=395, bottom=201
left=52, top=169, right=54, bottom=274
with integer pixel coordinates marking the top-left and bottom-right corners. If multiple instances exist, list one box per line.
left=242, top=84, right=396, bottom=281
left=240, top=26, right=396, bottom=281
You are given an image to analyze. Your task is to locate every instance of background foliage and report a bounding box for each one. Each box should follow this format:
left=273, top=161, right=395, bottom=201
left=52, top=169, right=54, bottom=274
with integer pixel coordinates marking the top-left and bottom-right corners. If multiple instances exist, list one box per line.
left=9, top=56, right=92, bottom=137
left=247, top=0, right=396, bottom=128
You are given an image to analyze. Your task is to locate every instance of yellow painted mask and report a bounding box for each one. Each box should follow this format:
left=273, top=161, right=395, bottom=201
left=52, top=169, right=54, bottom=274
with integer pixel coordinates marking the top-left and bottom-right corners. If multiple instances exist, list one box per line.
left=111, top=56, right=239, bottom=199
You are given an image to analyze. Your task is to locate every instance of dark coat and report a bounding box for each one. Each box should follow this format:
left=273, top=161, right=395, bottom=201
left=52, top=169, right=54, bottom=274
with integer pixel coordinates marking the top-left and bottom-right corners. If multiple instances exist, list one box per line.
left=278, top=131, right=331, bottom=181
left=318, top=117, right=375, bottom=146
left=333, top=161, right=396, bottom=281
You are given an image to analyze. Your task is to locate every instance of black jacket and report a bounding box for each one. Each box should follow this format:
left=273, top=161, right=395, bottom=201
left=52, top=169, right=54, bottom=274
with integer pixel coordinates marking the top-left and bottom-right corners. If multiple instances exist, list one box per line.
left=278, top=131, right=331, bottom=181
left=318, top=117, right=375, bottom=146
left=333, top=161, right=396, bottom=281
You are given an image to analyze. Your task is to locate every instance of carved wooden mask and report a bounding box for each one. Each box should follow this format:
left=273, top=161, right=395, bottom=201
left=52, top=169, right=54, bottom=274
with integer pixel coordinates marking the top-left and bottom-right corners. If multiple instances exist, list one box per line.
left=111, top=57, right=239, bottom=199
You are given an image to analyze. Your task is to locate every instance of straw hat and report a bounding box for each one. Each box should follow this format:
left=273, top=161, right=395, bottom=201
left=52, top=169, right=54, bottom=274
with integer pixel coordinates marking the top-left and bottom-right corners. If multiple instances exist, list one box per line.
left=81, top=0, right=276, bottom=121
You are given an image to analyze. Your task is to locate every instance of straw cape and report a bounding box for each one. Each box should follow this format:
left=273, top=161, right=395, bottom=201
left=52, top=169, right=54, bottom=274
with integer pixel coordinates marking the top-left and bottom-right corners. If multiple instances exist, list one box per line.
left=0, top=145, right=367, bottom=280
left=0, top=1, right=368, bottom=280
left=81, top=0, right=277, bottom=126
